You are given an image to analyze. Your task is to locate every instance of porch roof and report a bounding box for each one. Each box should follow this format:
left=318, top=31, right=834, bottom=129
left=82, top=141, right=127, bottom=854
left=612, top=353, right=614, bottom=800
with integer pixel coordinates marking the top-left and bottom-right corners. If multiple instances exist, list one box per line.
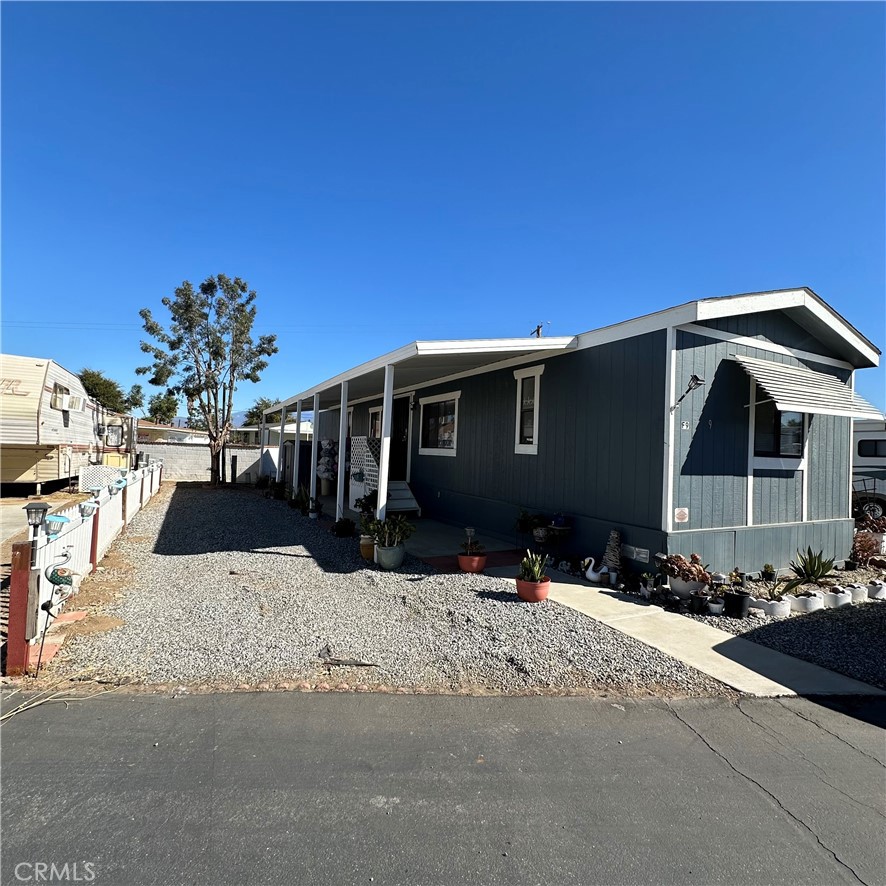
left=269, top=337, right=577, bottom=412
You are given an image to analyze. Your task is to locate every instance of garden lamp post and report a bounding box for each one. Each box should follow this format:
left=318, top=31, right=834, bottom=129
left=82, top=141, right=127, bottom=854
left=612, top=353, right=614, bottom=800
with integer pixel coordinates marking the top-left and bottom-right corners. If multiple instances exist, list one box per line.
left=23, top=502, right=49, bottom=567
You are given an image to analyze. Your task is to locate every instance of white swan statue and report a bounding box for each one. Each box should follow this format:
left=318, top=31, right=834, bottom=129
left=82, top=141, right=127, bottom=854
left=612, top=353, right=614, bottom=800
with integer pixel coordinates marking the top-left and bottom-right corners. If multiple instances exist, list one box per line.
left=583, top=557, right=609, bottom=583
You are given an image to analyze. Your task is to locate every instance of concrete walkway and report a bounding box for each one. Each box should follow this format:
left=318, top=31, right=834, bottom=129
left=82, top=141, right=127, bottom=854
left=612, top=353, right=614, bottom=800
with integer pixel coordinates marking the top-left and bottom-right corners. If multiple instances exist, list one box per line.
left=485, top=565, right=885, bottom=697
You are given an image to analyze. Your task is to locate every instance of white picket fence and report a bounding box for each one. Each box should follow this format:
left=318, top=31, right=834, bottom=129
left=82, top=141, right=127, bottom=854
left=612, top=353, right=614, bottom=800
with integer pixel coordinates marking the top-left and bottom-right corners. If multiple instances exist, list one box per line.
left=31, top=461, right=163, bottom=638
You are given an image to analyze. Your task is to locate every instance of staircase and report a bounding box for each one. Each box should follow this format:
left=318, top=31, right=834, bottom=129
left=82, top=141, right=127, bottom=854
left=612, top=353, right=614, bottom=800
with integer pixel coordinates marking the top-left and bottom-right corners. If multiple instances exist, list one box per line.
left=385, top=481, right=421, bottom=516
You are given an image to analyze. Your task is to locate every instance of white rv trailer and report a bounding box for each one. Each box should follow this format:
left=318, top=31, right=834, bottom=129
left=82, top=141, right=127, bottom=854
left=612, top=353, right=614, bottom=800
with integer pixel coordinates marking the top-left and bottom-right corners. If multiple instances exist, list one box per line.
left=0, top=354, right=135, bottom=491
left=852, top=417, right=886, bottom=519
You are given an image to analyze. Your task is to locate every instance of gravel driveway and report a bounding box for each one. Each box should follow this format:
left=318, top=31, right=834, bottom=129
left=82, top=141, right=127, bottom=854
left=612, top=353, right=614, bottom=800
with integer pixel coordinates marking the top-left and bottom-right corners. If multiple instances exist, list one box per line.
left=50, top=485, right=731, bottom=696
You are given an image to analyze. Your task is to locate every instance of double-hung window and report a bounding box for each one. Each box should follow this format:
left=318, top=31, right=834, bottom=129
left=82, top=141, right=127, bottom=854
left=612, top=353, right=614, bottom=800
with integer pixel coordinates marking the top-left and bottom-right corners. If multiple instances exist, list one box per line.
left=418, top=391, right=460, bottom=456
left=513, top=365, right=544, bottom=455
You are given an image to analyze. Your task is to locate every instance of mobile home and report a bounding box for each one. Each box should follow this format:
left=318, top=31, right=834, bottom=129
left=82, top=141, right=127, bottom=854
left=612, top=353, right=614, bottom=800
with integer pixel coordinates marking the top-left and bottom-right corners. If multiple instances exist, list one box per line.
left=0, top=354, right=134, bottom=491
left=269, top=288, right=883, bottom=572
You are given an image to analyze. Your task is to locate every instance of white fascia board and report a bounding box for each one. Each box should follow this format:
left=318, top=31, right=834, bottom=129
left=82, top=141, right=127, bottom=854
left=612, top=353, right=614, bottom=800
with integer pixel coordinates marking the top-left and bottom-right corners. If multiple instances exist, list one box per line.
left=573, top=304, right=698, bottom=351
left=265, top=338, right=576, bottom=415
left=414, top=337, right=576, bottom=356
left=695, top=288, right=880, bottom=368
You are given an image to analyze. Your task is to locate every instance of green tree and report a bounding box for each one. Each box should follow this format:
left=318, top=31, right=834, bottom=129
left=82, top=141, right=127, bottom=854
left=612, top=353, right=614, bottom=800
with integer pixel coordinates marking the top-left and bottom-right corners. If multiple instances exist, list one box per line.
left=80, top=368, right=144, bottom=414
left=243, top=397, right=281, bottom=427
left=147, top=392, right=179, bottom=425
left=138, top=274, right=278, bottom=485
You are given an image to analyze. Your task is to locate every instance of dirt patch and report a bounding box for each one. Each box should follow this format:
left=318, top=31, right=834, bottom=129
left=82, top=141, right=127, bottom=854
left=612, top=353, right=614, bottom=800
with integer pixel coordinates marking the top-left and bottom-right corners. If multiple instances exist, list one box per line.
left=66, top=615, right=125, bottom=636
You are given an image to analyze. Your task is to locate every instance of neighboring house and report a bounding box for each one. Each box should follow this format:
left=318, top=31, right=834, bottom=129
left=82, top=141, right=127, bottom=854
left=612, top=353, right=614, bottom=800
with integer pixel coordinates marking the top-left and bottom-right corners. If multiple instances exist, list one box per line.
left=268, top=288, right=882, bottom=571
left=0, top=354, right=136, bottom=491
left=136, top=420, right=209, bottom=445
left=230, top=421, right=313, bottom=446
left=852, top=418, right=886, bottom=519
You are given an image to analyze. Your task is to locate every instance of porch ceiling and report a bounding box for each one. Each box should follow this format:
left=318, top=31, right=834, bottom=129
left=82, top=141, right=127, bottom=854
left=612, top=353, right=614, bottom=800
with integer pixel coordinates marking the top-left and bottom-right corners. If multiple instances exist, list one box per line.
left=272, top=338, right=577, bottom=412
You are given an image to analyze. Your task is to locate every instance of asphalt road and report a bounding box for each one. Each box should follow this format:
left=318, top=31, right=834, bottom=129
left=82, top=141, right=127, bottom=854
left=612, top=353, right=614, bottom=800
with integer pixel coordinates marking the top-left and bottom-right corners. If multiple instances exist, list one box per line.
left=1, top=692, right=884, bottom=886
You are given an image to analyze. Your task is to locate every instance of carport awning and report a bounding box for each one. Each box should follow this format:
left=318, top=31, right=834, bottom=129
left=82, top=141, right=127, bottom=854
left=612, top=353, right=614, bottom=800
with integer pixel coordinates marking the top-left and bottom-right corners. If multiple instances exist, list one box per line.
left=730, top=354, right=884, bottom=419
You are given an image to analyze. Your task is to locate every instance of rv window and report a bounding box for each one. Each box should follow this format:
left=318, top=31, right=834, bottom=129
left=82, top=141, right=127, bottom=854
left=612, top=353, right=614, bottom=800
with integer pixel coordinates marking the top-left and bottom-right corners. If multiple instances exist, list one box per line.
left=106, top=425, right=124, bottom=447
left=858, top=439, right=886, bottom=458
left=50, top=383, right=71, bottom=410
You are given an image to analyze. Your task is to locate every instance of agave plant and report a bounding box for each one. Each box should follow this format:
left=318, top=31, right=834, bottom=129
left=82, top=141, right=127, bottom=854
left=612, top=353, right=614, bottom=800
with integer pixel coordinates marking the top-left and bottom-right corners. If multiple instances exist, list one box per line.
left=519, top=550, right=550, bottom=583
left=782, top=547, right=835, bottom=594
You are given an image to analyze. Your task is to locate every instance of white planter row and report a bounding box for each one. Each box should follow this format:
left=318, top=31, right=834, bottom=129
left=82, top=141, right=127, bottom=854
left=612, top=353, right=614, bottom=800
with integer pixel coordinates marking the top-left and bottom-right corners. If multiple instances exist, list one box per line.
left=747, top=581, right=886, bottom=616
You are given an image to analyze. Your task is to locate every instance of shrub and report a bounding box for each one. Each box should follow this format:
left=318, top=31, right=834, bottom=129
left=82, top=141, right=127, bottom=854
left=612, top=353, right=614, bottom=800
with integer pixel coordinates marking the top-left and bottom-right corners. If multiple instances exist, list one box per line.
left=851, top=531, right=880, bottom=566
left=782, top=547, right=835, bottom=593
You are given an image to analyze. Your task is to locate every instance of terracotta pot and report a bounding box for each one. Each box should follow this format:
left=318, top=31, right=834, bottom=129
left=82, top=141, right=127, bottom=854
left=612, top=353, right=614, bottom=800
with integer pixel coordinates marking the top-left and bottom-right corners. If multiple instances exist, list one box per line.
left=359, top=535, right=375, bottom=560
left=458, top=554, right=487, bottom=574
left=516, top=578, right=550, bottom=602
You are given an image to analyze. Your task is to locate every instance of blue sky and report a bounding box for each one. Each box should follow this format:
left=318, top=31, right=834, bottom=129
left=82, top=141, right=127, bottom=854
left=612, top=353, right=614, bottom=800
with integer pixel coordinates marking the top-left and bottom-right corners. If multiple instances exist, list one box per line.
left=3, top=2, right=884, bottom=414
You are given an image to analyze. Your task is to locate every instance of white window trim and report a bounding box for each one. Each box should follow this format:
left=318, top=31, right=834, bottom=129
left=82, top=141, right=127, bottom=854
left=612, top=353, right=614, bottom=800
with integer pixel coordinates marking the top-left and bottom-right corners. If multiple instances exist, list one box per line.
left=368, top=407, right=381, bottom=439
left=418, top=390, right=460, bottom=457
left=513, top=365, right=544, bottom=455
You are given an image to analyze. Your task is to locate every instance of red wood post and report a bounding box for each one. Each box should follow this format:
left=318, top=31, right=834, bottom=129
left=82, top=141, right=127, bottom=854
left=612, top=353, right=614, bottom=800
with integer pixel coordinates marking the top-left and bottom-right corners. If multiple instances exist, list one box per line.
left=7, top=542, right=32, bottom=675
left=140, top=473, right=145, bottom=507
left=121, top=483, right=128, bottom=530
left=159, top=464, right=163, bottom=487
left=90, top=506, right=101, bottom=574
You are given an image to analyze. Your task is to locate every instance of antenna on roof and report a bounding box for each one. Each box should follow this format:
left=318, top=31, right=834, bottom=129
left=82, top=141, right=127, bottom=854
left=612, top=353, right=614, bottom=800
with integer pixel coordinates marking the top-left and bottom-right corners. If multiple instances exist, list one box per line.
left=531, top=321, right=551, bottom=338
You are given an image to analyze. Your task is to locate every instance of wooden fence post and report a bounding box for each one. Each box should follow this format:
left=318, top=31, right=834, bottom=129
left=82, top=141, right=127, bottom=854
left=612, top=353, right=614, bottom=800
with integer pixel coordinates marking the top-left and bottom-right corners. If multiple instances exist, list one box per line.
left=140, top=473, right=145, bottom=507
left=90, top=506, right=101, bottom=574
left=121, top=483, right=128, bottom=530
left=7, top=542, right=33, bottom=675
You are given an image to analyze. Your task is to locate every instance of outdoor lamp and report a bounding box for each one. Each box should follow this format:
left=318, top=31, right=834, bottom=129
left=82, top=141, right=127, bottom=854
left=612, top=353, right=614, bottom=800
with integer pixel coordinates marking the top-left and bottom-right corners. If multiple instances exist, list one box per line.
left=108, top=483, right=120, bottom=496
left=24, top=502, right=49, bottom=528
left=670, top=373, right=706, bottom=413
left=79, top=501, right=97, bottom=519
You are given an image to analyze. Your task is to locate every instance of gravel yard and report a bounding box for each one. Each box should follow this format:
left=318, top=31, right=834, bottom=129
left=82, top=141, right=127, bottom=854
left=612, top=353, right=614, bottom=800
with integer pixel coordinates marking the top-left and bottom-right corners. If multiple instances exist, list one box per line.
left=686, top=601, right=886, bottom=690
left=48, top=485, right=732, bottom=696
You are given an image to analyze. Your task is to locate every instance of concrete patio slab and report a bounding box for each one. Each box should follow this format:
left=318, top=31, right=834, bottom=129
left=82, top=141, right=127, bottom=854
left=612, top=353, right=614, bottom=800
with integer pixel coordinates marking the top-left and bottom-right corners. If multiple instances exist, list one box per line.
left=485, top=564, right=886, bottom=698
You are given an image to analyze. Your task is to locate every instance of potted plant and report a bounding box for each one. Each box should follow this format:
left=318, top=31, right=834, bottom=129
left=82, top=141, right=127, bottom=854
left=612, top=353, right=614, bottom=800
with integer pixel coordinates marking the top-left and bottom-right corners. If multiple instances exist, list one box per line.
left=856, top=514, right=886, bottom=555
left=689, top=589, right=710, bottom=614
left=366, top=514, right=415, bottom=570
left=761, top=563, right=777, bottom=582
left=707, top=594, right=725, bottom=615
left=728, top=567, right=747, bottom=588
left=516, top=550, right=551, bottom=602
left=355, top=491, right=379, bottom=560
left=291, top=484, right=310, bottom=516
left=639, top=572, right=655, bottom=599
left=458, top=527, right=487, bottom=574
left=659, top=553, right=711, bottom=599
left=308, top=497, right=323, bottom=520
left=781, top=547, right=837, bottom=609
left=849, top=531, right=880, bottom=572
left=530, top=513, right=549, bottom=545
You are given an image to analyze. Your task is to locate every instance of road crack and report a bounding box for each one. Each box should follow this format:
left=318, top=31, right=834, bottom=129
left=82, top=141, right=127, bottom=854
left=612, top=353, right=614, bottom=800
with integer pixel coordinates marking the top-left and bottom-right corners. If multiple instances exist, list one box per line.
left=666, top=701, right=871, bottom=886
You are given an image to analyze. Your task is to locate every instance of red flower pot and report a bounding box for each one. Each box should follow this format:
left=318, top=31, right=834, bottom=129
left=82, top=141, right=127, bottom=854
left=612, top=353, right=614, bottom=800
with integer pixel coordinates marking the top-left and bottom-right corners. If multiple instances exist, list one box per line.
left=458, top=554, right=487, bottom=574
left=516, top=578, right=551, bottom=602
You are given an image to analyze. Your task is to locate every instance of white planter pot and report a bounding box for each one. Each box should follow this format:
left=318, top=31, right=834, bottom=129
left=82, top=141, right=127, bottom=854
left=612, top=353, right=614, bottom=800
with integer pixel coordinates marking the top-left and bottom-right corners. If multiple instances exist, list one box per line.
left=789, top=593, right=824, bottom=613
left=868, top=580, right=886, bottom=600
left=748, top=597, right=768, bottom=612
left=822, top=588, right=852, bottom=609
left=872, top=532, right=886, bottom=555
left=668, top=578, right=707, bottom=600
left=376, top=543, right=406, bottom=571
left=707, top=600, right=725, bottom=615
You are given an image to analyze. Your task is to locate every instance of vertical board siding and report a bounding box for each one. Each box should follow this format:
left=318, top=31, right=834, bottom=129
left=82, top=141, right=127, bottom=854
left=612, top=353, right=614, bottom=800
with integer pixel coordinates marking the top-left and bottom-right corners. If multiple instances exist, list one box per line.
left=673, top=312, right=852, bottom=533
left=408, top=332, right=667, bottom=556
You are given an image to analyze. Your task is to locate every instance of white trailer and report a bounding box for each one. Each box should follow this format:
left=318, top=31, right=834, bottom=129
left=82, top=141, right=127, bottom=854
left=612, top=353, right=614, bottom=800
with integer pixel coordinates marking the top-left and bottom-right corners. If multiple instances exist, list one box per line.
left=853, top=417, right=886, bottom=519
left=0, top=354, right=135, bottom=492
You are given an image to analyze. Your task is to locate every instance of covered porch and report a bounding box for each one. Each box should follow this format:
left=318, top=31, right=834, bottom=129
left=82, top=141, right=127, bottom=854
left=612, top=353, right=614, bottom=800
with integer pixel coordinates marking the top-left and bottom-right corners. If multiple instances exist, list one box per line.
left=261, top=336, right=575, bottom=524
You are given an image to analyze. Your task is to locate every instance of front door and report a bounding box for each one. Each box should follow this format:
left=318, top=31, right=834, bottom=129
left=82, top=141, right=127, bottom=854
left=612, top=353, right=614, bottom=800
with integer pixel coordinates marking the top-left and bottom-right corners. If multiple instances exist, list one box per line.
left=390, top=397, right=410, bottom=481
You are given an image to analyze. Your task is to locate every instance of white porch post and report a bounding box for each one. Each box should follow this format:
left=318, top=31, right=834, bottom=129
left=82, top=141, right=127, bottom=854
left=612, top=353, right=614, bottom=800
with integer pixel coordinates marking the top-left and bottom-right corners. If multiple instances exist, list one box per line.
left=259, top=416, right=266, bottom=476
left=293, top=399, right=302, bottom=491
left=275, top=406, right=287, bottom=483
left=309, top=393, right=320, bottom=501
left=336, top=381, right=349, bottom=520
left=376, top=364, right=395, bottom=521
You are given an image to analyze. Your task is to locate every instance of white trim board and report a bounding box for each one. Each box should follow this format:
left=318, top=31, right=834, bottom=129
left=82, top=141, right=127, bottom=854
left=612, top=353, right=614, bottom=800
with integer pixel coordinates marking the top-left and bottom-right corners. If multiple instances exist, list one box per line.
left=676, top=323, right=854, bottom=370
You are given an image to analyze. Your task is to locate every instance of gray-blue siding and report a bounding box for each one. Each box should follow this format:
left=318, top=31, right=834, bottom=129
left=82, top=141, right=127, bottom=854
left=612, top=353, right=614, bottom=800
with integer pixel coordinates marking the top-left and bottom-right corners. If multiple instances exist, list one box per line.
left=672, top=314, right=851, bottom=533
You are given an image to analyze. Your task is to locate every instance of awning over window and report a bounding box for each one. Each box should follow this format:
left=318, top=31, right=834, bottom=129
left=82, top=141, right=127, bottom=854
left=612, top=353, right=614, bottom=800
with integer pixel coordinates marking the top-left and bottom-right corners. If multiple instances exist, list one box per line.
left=730, top=355, right=884, bottom=419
